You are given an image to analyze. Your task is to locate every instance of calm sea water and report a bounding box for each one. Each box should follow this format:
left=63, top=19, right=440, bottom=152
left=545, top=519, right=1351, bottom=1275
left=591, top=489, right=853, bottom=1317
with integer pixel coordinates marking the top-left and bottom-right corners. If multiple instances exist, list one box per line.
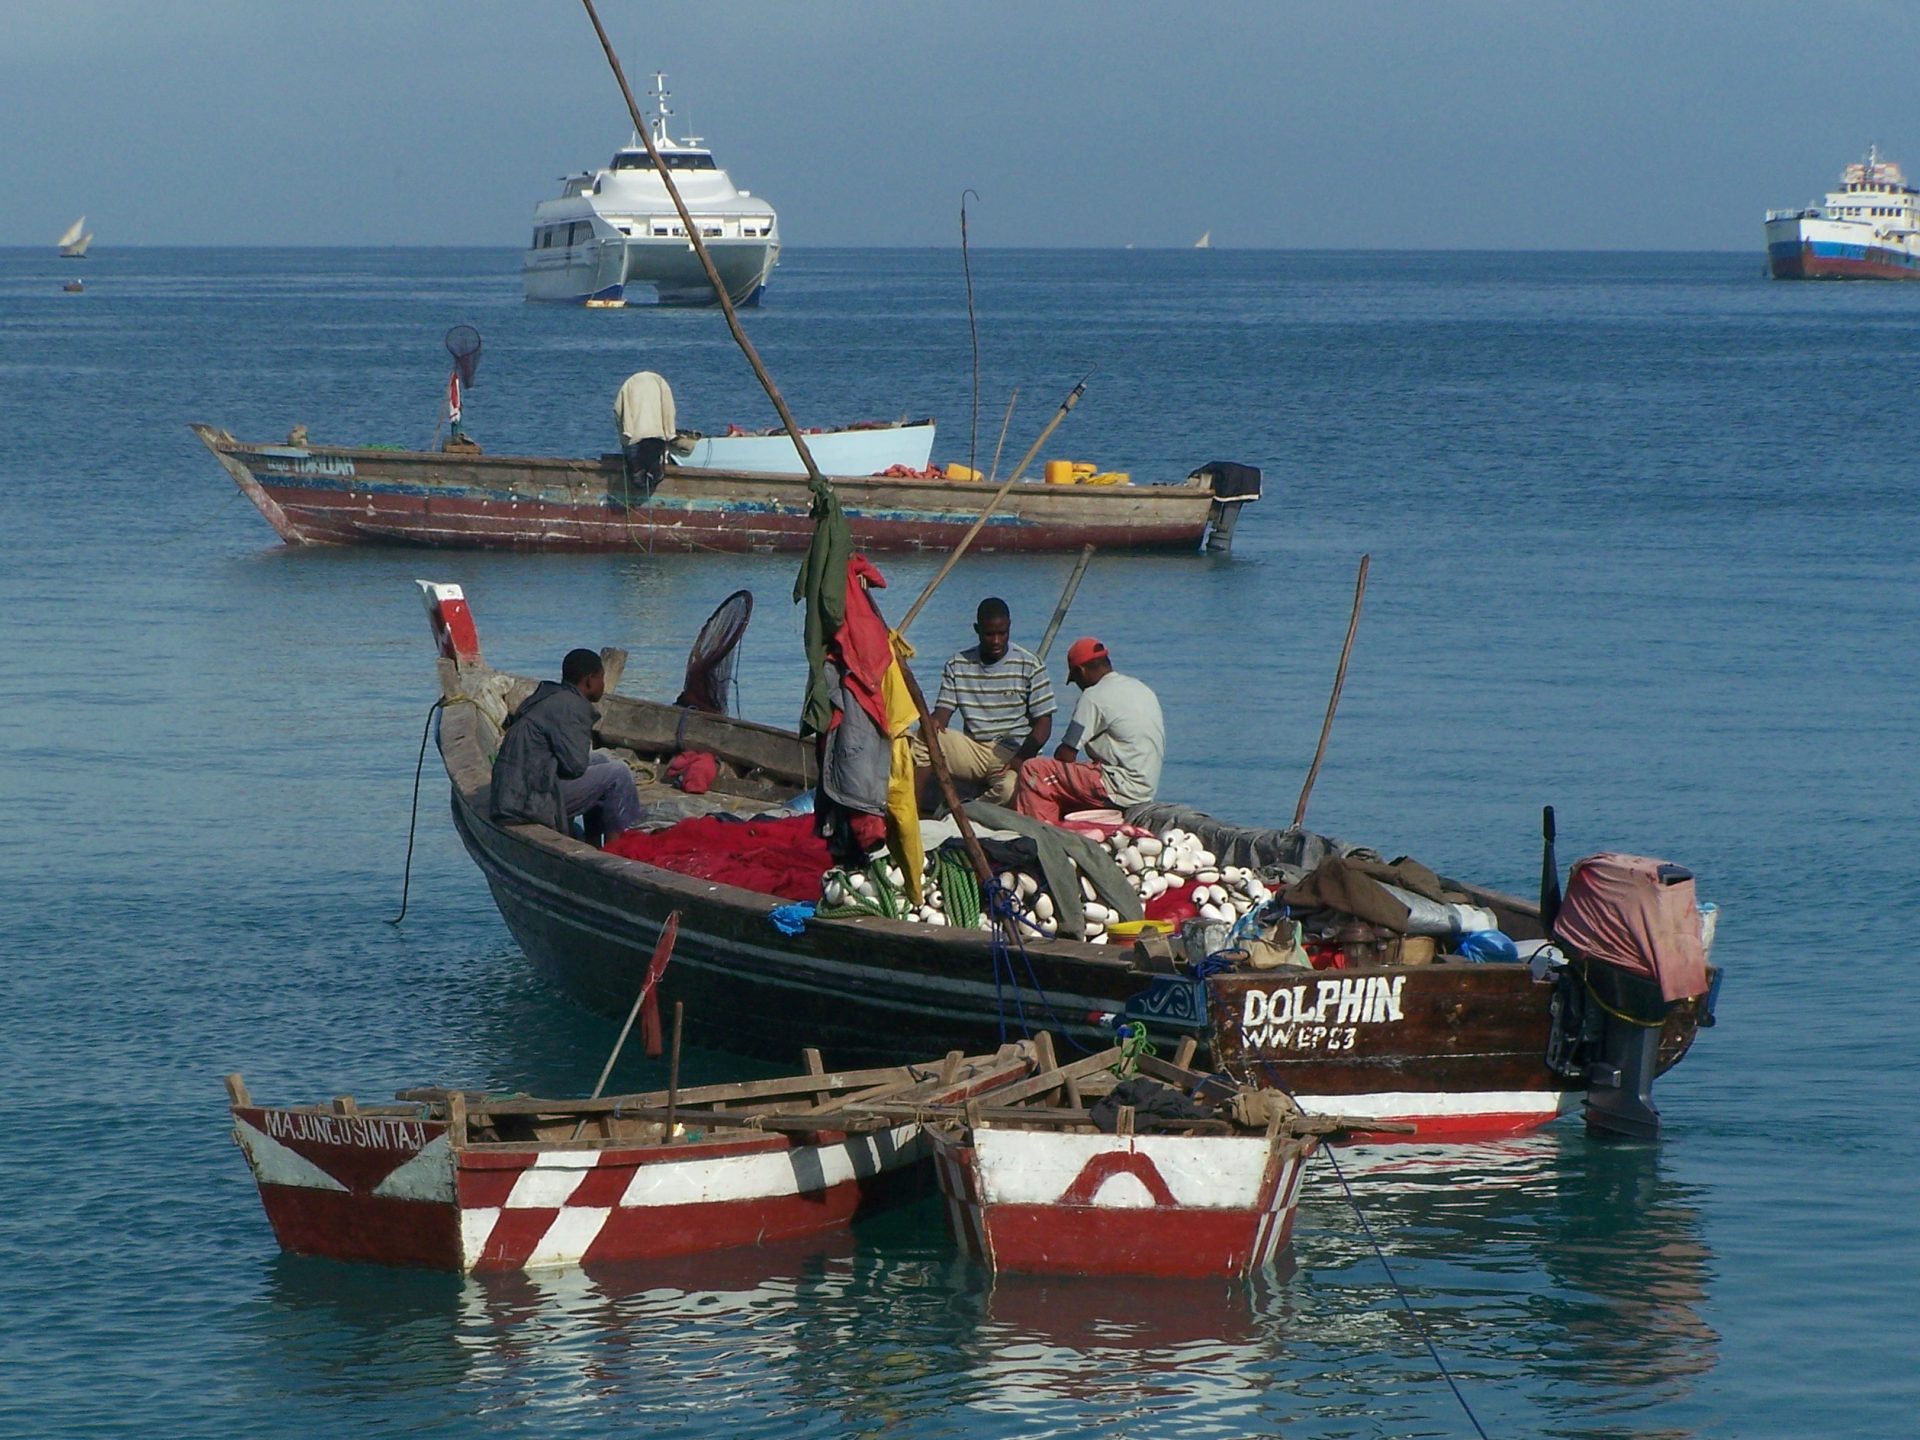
left=2, top=246, right=1916, bottom=1438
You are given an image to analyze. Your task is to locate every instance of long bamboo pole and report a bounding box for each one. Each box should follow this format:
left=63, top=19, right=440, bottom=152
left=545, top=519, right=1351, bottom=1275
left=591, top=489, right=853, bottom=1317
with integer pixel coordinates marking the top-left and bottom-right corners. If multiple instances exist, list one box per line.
left=1293, top=555, right=1370, bottom=828
left=896, top=373, right=1090, bottom=635
left=579, top=0, right=828, bottom=488
left=1035, top=546, right=1097, bottom=663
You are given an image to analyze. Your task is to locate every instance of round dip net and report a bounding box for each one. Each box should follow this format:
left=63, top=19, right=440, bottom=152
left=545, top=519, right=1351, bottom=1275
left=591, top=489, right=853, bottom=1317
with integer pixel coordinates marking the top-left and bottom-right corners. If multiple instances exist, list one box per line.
left=444, top=325, right=482, bottom=388
left=676, top=589, right=754, bottom=715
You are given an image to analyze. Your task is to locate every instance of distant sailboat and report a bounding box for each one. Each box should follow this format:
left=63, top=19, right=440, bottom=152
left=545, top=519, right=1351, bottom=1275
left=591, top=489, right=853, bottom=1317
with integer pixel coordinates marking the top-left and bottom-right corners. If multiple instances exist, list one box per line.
left=58, top=217, right=92, bottom=259
left=1194, top=229, right=1212, bottom=250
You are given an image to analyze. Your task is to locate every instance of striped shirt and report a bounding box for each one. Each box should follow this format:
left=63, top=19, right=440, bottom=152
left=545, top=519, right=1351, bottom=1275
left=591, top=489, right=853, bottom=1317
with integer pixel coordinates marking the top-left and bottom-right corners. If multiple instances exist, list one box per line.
left=935, top=643, right=1055, bottom=747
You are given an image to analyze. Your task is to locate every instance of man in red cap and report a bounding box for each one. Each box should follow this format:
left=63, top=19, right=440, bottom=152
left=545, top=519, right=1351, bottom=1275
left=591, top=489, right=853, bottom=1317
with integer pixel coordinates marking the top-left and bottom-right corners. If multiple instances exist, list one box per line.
left=1014, top=637, right=1164, bottom=825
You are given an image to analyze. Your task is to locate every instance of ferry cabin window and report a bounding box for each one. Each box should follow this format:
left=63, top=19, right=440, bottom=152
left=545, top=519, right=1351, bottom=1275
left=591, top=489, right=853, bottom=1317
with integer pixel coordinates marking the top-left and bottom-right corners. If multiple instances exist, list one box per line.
left=611, top=152, right=718, bottom=171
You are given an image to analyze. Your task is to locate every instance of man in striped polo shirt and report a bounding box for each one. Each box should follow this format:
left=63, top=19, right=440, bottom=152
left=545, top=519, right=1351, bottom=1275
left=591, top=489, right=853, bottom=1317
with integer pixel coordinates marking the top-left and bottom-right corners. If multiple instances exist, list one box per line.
left=912, top=597, right=1055, bottom=807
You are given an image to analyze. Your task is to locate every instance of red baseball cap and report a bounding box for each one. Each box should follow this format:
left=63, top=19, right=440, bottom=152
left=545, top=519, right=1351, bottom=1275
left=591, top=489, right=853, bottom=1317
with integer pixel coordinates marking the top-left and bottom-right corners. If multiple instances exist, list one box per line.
left=1066, top=637, right=1108, bottom=668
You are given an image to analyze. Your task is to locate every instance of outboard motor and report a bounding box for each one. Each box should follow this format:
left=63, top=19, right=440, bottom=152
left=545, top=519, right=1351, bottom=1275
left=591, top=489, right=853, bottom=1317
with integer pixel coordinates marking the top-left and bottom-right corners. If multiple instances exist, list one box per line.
left=1190, top=461, right=1262, bottom=554
left=1548, top=853, right=1714, bottom=1141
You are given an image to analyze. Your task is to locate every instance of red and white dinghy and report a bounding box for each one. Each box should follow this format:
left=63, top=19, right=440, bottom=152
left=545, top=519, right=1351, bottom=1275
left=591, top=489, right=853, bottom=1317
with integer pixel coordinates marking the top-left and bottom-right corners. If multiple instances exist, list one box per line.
left=226, top=1044, right=1038, bottom=1272
left=875, top=1040, right=1358, bottom=1279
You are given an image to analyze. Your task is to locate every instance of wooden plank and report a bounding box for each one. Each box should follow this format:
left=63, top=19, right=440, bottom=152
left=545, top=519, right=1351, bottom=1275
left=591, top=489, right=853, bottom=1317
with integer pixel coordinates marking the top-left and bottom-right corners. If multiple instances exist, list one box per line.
left=960, top=1047, right=1127, bottom=1110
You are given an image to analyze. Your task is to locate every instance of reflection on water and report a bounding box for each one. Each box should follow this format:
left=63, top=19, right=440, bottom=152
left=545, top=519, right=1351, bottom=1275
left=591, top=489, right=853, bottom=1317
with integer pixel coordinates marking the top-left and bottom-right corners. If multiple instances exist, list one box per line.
left=1301, top=1134, right=1718, bottom=1436
left=236, top=1134, right=1716, bottom=1436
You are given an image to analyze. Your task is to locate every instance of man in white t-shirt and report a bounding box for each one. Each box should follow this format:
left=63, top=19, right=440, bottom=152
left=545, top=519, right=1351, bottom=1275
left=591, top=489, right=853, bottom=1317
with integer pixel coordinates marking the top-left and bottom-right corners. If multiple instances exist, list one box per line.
left=1014, top=636, right=1164, bottom=826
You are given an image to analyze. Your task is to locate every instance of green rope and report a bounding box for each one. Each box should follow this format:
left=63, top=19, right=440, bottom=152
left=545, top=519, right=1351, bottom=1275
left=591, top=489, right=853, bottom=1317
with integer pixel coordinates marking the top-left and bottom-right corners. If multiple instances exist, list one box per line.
left=932, top=849, right=982, bottom=930
left=1112, top=1022, right=1157, bottom=1080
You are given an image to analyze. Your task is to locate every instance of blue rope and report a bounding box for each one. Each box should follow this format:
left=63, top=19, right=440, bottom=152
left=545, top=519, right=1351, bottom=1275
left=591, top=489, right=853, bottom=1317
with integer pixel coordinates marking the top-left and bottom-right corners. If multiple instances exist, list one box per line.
left=1191, top=950, right=1238, bottom=979
left=982, top=879, right=1094, bottom=1053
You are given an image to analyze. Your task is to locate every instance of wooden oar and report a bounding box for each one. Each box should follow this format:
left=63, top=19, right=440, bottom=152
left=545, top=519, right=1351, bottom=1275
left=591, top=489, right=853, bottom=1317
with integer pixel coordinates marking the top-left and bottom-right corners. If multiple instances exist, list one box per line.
left=570, top=911, right=681, bottom=1140
left=1035, top=546, right=1097, bottom=663
left=895, top=372, right=1091, bottom=635
left=1293, top=555, right=1370, bottom=828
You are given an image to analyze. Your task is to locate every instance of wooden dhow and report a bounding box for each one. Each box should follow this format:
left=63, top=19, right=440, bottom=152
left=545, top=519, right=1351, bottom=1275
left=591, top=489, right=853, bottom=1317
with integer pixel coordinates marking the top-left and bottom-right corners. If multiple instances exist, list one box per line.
left=190, top=423, right=1248, bottom=553
left=226, top=1042, right=1040, bottom=1272
left=421, top=583, right=1717, bottom=1141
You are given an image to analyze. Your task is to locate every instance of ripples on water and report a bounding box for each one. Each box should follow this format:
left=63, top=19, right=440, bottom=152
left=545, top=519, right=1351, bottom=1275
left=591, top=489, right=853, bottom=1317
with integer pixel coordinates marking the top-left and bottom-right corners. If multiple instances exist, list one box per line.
left=3, top=247, right=1916, bottom=1436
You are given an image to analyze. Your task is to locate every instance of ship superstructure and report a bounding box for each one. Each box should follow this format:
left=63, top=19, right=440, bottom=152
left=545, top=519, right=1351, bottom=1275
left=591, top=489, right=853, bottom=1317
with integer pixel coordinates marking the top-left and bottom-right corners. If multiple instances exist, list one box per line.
left=1765, top=147, right=1920, bottom=279
left=523, top=73, right=780, bottom=306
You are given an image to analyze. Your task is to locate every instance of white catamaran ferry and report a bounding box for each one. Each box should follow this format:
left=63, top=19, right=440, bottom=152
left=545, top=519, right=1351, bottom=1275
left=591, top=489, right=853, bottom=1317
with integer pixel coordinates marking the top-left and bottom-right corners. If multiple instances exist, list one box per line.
left=523, top=73, right=779, bottom=307
left=1765, top=147, right=1920, bottom=280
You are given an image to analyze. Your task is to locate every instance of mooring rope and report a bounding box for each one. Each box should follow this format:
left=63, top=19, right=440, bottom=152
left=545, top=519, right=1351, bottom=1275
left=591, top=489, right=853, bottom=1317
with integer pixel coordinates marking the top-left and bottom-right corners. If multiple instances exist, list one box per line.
left=1319, top=1143, right=1493, bottom=1440
left=387, top=695, right=471, bottom=926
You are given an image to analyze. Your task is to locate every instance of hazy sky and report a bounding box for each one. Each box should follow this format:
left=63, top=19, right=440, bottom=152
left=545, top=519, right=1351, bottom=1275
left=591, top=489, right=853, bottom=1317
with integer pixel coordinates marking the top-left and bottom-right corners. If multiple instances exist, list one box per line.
left=8, top=1, right=1920, bottom=250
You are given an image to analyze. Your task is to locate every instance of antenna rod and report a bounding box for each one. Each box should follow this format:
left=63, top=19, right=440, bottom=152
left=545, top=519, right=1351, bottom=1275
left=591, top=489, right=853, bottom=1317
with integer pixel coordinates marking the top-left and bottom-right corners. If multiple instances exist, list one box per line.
left=578, top=0, right=828, bottom=488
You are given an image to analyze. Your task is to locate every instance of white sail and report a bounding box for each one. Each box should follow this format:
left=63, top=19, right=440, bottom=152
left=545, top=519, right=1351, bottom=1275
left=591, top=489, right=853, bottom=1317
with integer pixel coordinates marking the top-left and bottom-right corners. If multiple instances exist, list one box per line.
left=69, top=233, right=93, bottom=258
left=58, top=216, right=85, bottom=248
left=1194, top=229, right=1212, bottom=249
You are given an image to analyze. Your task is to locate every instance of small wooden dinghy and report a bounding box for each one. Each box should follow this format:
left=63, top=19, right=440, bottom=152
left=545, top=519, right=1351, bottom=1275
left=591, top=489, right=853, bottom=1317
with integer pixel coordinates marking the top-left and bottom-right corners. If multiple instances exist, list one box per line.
left=227, top=1043, right=1037, bottom=1272
left=876, top=1037, right=1359, bottom=1278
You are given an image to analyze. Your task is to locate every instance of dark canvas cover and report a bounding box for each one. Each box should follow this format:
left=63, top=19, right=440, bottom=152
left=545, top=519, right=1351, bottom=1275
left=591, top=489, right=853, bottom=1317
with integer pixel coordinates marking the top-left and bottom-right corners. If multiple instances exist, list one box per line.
left=1553, top=852, right=1708, bottom=1003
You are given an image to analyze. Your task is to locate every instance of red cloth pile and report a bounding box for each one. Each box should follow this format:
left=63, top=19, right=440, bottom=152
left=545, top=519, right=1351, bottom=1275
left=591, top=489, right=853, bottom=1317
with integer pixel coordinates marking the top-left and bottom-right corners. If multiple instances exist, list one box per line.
left=666, top=750, right=718, bottom=795
left=604, top=815, right=833, bottom=901
left=874, top=464, right=941, bottom=478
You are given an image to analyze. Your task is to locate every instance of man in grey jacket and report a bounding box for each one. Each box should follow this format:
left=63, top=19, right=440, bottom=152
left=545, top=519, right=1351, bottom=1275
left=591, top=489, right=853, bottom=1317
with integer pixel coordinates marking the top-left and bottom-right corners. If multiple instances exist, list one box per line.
left=490, top=649, right=639, bottom=846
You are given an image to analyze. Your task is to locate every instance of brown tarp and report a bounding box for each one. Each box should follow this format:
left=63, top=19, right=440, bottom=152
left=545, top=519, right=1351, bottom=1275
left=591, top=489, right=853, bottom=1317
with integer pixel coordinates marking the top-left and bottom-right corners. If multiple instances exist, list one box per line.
left=1281, top=856, right=1467, bottom=931
left=1553, top=852, right=1708, bottom=1003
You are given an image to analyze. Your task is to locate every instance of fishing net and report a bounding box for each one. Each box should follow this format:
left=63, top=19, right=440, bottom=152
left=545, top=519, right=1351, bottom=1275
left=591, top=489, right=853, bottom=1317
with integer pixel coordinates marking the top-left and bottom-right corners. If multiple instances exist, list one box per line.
left=674, top=589, right=753, bottom=714
left=444, top=325, right=482, bottom=388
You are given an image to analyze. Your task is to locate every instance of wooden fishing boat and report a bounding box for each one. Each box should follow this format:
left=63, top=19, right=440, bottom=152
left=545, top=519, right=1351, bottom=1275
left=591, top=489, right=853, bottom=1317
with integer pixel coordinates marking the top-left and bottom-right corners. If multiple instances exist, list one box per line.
left=226, top=1042, right=1039, bottom=1272
left=896, top=1038, right=1355, bottom=1278
left=190, top=423, right=1250, bottom=553
left=420, top=583, right=1719, bottom=1141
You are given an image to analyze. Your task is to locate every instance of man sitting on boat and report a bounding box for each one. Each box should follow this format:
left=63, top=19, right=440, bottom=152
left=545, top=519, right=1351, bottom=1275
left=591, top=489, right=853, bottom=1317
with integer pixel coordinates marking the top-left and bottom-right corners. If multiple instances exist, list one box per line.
left=912, top=597, right=1054, bottom=808
left=1014, top=637, right=1164, bottom=826
left=613, top=370, right=676, bottom=500
left=490, top=648, right=639, bottom=846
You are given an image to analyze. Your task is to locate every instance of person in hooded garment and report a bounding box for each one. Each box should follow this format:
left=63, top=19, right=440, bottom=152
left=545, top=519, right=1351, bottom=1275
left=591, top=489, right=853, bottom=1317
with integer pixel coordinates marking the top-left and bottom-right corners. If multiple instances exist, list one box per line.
left=490, top=648, right=640, bottom=846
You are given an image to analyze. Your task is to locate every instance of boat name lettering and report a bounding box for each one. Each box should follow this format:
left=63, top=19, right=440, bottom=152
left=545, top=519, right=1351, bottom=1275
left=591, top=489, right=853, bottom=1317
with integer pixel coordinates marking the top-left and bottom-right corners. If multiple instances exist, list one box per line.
left=263, top=1110, right=427, bottom=1150
left=264, top=454, right=356, bottom=479
left=1240, top=976, right=1405, bottom=1032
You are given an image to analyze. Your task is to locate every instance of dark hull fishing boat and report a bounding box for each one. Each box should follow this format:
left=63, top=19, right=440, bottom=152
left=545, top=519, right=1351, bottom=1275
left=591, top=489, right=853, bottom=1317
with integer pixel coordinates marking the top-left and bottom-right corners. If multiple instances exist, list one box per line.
left=191, top=424, right=1253, bottom=554
left=422, top=584, right=1718, bottom=1141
